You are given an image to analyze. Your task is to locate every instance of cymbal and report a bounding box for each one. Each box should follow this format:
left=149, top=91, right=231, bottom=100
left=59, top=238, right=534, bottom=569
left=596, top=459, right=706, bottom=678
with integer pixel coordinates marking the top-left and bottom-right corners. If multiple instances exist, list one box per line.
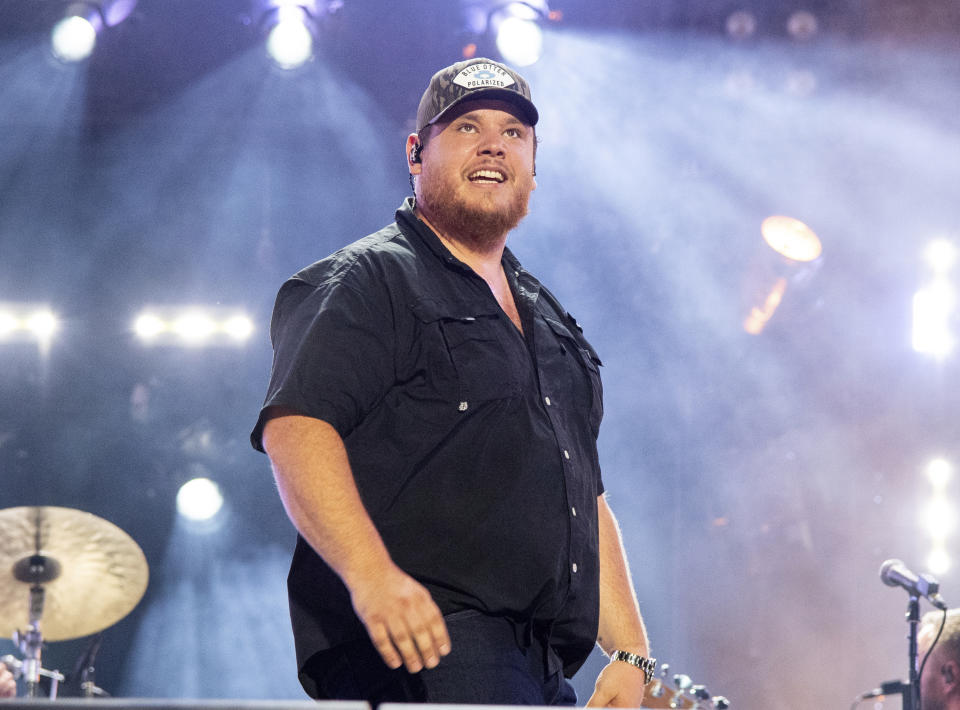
left=0, top=506, right=149, bottom=641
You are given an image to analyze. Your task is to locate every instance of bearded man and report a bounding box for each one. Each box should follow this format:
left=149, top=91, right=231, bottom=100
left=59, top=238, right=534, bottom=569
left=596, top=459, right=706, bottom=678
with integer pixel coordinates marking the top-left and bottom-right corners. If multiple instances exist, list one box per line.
left=252, top=58, right=652, bottom=706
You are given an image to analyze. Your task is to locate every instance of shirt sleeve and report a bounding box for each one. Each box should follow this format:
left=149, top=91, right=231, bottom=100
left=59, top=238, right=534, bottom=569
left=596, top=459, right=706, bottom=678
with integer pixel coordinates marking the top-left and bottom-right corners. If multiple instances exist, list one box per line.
left=250, top=266, right=396, bottom=452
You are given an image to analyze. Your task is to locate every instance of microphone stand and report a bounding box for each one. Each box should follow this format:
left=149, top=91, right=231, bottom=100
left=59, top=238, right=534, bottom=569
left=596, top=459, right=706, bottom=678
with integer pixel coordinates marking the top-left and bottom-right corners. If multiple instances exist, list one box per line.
left=905, top=594, right=921, bottom=710
left=853, top=596, right=922, bottom=710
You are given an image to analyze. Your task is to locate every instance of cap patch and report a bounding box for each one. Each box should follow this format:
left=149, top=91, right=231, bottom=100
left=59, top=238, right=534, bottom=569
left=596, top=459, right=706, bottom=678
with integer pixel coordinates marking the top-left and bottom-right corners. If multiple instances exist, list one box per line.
left=453, top=62, right=517, bottom=90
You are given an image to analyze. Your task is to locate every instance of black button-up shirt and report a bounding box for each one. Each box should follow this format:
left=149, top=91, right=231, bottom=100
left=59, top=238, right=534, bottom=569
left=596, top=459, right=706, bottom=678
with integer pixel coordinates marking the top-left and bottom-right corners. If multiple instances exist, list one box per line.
left=252, top=198, right=605, bottom=679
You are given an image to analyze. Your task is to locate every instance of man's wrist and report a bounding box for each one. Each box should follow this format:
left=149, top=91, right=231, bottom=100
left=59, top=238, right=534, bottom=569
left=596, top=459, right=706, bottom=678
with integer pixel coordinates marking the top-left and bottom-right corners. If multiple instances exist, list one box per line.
left=610, top=650, right=657, bottom=685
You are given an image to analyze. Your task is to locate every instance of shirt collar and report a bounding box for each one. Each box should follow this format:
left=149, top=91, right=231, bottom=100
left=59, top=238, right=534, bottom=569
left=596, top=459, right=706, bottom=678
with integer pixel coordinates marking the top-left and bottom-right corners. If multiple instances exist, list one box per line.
left=395, top=197, right=529, bottom=281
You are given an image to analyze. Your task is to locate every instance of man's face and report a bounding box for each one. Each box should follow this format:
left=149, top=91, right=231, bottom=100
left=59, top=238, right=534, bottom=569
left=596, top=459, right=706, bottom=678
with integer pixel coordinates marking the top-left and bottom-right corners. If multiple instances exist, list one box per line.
left=413, top=98, right=536, bottom=252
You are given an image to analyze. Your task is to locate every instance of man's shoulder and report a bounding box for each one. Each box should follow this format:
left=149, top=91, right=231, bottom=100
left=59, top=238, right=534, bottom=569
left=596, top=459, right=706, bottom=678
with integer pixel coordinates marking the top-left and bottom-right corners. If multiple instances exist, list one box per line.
left=292, top=221, right=418, bottom=288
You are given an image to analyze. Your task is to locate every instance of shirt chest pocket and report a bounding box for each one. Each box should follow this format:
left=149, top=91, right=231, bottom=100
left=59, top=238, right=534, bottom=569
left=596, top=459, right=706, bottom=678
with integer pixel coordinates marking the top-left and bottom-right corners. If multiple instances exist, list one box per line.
left=410, top=298, right=523, bottom=405
left=542, top=316, right=604, bottom=436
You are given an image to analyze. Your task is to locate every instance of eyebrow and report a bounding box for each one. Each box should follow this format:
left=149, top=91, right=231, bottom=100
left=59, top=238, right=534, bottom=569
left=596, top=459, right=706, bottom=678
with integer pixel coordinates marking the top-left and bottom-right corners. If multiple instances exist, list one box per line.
left=454, top=111, right=528, bottom=129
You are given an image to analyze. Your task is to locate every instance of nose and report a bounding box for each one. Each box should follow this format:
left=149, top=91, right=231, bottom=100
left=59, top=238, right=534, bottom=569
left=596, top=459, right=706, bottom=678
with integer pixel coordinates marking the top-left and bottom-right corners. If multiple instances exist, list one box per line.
left=478, top=128, right=505, bottom=157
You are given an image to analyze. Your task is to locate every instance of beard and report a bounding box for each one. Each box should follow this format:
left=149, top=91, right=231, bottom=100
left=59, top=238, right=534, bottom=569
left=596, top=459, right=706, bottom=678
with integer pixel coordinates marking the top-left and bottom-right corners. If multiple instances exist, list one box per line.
left=416, top=169, right=532, bottom=254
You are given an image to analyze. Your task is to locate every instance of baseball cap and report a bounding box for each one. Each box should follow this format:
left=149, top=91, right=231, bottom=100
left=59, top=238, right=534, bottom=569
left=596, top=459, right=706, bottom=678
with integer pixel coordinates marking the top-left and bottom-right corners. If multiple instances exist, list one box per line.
left=415, top=57, right=539, bottom=133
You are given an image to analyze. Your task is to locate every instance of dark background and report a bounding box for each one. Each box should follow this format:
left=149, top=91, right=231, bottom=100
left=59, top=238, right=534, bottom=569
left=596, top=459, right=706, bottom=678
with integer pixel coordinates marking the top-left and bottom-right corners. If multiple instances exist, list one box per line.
left=2, top=0, right=960, bottom=706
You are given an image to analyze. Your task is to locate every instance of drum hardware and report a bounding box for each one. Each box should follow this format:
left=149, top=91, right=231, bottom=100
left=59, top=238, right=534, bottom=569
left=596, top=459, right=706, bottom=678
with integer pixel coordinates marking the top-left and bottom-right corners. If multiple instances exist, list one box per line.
left=1, top=506, right=149, bottom=699
left=1, top=653, right=65, bottom=698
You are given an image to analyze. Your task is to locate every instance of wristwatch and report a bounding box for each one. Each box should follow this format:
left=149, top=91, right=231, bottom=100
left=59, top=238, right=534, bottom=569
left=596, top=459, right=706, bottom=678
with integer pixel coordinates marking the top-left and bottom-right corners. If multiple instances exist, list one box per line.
left=610, top=650, right=657, bottom=685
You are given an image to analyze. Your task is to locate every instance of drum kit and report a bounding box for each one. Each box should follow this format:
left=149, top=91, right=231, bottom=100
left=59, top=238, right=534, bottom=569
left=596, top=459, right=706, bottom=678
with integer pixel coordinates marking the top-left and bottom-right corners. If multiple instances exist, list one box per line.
left=0, top=506, right=149, bottom=699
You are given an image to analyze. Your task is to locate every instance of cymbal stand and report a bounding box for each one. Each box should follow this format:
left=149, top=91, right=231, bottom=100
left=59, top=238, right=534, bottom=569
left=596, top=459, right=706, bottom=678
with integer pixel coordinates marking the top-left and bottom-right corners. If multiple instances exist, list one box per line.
left=11, top=582, right=64, bottom=699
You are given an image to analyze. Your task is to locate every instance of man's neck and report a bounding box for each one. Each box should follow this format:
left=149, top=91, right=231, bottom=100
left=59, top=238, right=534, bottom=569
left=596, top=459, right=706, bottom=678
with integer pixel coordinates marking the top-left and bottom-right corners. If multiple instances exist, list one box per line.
left=416, top=209, right=507, bottom=279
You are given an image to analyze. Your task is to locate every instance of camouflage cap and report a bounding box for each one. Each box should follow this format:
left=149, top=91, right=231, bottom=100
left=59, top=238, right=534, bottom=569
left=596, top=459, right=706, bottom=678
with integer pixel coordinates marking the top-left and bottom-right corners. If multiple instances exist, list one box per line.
left=415, top=58, right=539, bottom=133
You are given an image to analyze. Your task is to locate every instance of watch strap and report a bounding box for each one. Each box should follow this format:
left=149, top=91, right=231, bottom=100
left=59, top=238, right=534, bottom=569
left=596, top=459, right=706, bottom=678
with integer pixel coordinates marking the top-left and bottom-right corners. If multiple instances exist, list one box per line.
left=610, top=650, right=657, bottom=685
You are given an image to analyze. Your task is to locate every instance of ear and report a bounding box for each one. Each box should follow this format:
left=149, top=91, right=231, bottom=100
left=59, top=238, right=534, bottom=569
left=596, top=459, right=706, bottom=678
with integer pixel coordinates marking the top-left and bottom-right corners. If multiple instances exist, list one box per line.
left=406, top=133, right=422, bottom=175
left=943, top=661, right=958, bottom=688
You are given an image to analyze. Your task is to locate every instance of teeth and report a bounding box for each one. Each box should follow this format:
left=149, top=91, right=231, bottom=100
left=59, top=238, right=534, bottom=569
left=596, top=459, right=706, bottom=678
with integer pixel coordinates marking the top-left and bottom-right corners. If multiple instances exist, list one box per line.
left=469, top=170, right=505, bottom=182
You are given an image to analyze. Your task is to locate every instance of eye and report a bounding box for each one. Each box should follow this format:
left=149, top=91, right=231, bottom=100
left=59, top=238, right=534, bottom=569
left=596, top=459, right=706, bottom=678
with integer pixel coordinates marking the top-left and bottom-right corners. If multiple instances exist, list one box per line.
left=504, top=127, right=523, bottom=138
left=457, top=123, right=478, bottom=133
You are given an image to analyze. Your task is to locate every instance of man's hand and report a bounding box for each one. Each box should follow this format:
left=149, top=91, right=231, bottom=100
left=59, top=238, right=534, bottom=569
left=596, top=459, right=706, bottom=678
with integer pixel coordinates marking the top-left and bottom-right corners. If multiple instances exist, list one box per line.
left=349, top=562, right=451, bottom=674
left=586, top=659, right=648, bottom=708
left=0, top=662, right=16, bottom=698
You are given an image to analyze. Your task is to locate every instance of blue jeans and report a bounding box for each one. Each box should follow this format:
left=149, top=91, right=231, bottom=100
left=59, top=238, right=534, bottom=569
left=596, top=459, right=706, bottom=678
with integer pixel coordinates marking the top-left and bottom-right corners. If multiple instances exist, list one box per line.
left=302, top=610, right=578, bottom=706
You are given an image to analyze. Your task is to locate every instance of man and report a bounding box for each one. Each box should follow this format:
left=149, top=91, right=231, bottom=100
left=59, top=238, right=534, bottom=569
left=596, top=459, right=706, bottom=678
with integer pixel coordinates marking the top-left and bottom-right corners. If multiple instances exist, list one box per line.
left=1, top=661, right=15, bottom=698
left=252, top=57, right=652, bottom=706
left=920, top=609, right=960, bottom=710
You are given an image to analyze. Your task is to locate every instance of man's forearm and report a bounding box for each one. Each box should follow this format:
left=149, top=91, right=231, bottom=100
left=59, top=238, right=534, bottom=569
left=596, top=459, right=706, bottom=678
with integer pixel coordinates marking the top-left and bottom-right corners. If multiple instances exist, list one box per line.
left=596, top=494, right=649, bottom=657
left=261, top=412, right=450, bottom=673
left=262, top=413, right=392, bottom=586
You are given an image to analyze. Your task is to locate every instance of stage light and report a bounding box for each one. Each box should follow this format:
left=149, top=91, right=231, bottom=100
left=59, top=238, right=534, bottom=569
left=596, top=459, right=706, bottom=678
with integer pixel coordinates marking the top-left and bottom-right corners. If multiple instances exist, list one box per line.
left=928, top=547, right=951, bottom=576
left=0, top=303, right=60, bottom=345
left=925, top=238, right=957, bottom=274
left=0, top=311, right=19, bottom=337
left=133, top=313, right=165, bottom=339
left=761, top=216, right=822, bottom=263
left=172, top=312, right=218, bottom=343
left=786, top=10, right=818, bottom=41
left=51, top=13, right=99, bottom=63
left=491, top=3, right=545, bottom=67
left=913, top=282, right=955, bottom=358
left=49, top=0, right=138, bottom=64
left=923, top=498, right=956, bottom=541
left=132, top=306, right=256, bottom=347
left=265, top=4, right=315, bottom=70
left=461, top=0, right=550, bottom=67
left=927, top=458, right=953, bottom=491
left=223, top=315, right=255, bottom=341
left=726, top=10, right=757, bottom=40
left=742, top=217, right=823, bottom=335
left=176, top=477, right=224, bottom=522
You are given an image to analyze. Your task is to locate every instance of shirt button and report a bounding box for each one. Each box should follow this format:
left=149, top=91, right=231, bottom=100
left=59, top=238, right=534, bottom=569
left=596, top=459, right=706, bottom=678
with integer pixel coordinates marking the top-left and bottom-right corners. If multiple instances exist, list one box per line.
left=563, top=450, right=570, bottom=459
left=458, top=401, right=469, bottom=412
left=572, top=563, right=578, bottom=573
left=571, top=507, right=577, bottom=517
left=544, top=396, right=552, bottom=406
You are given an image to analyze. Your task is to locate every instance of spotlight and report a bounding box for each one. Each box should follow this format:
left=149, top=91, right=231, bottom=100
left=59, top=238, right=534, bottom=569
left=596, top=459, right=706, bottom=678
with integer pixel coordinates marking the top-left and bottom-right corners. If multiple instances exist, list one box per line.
left=176, top=477, right=224, bottom=522
left=923, top=498, right=957, bottom=541
left=742, top=216, right=823, bottom=335
left=725, top=10, right=757, bottom=40
left=491, top=3, right=545, bottom=67
left=0, top=303, right=60, bottom=346
left=927, top=547, right=951, bottom=575
left=927, top=458, right=953, bottom=491
left=51, top=11, right=99, bottom=63
left=461, top=0, right=551, bottom=67
left=133, top=306, right=255, bottom=347
left=913, top=283, right=955, bottom=358
left=49, top=0, right=137, bottom=63
left=924, top=238, right=957, bottom=274
left=786, top=10, right=818, bottom=41
left=265, top=4, right=315, bottom=70
left=760, top=216, right=822, bottom=263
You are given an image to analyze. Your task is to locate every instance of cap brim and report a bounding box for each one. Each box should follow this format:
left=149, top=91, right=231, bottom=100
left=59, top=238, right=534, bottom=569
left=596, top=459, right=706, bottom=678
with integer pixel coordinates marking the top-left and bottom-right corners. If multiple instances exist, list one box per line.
left=426, top=88, right=539, bottom=129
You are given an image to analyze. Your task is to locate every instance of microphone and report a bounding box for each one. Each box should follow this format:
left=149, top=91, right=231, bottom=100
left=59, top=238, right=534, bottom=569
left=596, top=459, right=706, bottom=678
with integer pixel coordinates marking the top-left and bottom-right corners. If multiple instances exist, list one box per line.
left=880, top=559, right=949, bottom=610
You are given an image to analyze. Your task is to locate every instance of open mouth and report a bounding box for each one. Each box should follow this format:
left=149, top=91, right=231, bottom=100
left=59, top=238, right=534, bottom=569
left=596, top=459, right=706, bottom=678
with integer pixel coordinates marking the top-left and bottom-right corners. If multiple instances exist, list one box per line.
left=468, top=169, right=506, bottom=184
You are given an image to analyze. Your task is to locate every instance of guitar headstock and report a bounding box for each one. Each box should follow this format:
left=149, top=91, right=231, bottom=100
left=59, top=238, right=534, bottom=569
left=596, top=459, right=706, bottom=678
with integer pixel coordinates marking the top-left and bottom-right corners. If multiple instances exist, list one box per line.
left=642, top=662, right=730, bottom=709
